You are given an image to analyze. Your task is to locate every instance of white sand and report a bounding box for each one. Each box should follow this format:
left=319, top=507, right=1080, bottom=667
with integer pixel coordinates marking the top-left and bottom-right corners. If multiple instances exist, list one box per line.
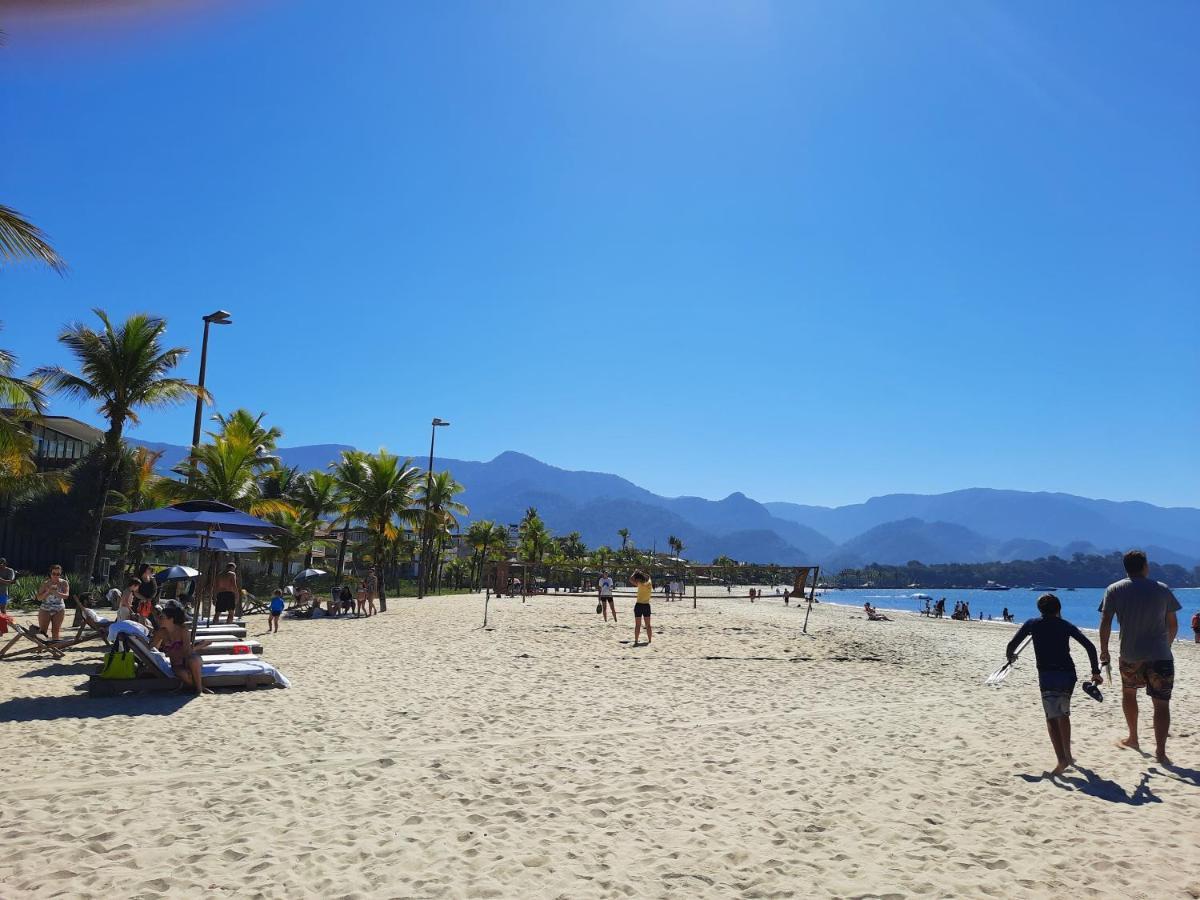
left=1, top=593, right=1198, bottom=898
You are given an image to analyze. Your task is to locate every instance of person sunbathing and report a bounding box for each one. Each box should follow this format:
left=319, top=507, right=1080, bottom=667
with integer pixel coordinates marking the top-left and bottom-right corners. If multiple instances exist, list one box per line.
left=152, top=604, right=209, bottom=695
left=864, top=602, right=891, bottom=621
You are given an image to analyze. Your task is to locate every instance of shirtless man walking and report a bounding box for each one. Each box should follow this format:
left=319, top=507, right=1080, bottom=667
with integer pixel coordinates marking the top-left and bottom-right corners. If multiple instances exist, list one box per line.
left=1099, top=550, right=1181, bottom=765
left=213, top=563, right=240, bottom=626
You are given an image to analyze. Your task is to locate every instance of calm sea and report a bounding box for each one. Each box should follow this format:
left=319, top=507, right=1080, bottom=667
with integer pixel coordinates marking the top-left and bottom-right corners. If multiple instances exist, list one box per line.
left=818, top=586, right=1200, bottom=639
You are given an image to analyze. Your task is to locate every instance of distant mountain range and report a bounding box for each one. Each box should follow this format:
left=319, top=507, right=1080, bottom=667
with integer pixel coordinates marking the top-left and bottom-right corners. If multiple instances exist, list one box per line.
left=134, top=441, right=1200, bottom=569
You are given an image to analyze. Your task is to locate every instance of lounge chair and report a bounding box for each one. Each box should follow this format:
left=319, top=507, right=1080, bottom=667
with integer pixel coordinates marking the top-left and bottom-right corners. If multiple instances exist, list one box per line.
left=0, top=622, right=69, bottom=660
left=87, top=625, right=289, bottom=696
left=0, top=618, right=108, bottom=660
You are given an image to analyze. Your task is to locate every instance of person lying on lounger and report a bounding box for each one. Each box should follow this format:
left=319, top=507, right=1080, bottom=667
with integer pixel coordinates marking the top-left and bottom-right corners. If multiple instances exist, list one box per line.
left=864, top=602, right=891, bottom=621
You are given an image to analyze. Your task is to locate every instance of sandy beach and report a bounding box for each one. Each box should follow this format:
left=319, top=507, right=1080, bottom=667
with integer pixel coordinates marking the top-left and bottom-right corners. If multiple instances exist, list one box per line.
left=2, top=592, right=1198, bottom=898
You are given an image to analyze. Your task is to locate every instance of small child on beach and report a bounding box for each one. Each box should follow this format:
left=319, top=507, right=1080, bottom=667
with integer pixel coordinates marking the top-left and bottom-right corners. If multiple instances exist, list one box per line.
left=1005, top=593, right=1102, bottom=776
left=630, top=570, right=653, bottom=646
left=268, top=589, right=285, bottom=633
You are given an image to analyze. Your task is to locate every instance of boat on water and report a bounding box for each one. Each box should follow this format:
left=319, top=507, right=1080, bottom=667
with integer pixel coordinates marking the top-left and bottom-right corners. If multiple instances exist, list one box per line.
left=913, top=592, right=933, bottom=600
left=982, top=581, right=1011, bottom=591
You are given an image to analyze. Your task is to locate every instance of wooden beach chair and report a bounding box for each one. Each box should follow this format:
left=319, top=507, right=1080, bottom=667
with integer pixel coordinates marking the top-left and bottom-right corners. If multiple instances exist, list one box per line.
left=86, top=631, right=289, bottom=696
left=0, top=622, right=69, bottom=660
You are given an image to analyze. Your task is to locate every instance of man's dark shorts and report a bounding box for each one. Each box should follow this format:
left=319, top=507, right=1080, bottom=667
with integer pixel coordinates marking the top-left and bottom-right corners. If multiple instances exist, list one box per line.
left=1119, top=658, right=1174, bottom=701
left=215, top=591, right=237, bottom=613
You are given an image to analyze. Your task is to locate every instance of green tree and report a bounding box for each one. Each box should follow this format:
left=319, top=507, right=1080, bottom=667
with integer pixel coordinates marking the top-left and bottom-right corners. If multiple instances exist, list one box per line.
left=292, top=470, right=341, bottom=568
left=334, top=449, right=423, bottom=610
left=466, top=519, right=509, bottom=592
left=34, top=310, right=205, bottom=581
left=173, top=434, right=291, bottom=517
left=416, top=471, right=468, bottom=593
left=106, top=445, right=170, bottom=575
left=617, top=527, right=630, bottom=551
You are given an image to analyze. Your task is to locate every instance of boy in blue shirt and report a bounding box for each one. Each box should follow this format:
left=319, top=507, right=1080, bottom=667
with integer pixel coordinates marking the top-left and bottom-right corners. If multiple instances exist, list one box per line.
left=268, top=589, right=285, bottom=633
left=1006, top=594, right=1102, bottom=775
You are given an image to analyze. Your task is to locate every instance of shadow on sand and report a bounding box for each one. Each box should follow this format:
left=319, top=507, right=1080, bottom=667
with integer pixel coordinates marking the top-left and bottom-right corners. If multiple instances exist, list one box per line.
left=1038, top=767, right=1160, bottom=805
left=1151, top=763, right=1200, bottom=787
left=0, top=692, right=194, bottom=723
left=17, top=661, right=98, bottom=678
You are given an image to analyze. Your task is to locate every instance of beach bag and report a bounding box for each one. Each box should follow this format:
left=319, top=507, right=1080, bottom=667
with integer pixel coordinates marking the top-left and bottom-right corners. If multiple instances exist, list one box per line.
left=99, top=635, right=137, bottom=680
left=596, top=602, right=603, bottom=614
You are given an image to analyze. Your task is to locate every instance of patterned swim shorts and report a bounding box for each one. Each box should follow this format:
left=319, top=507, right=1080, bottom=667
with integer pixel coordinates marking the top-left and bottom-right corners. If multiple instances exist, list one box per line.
left=1038, top=670, right=1076, bottom=719
left=1119, top=658, right=1174, bottom=701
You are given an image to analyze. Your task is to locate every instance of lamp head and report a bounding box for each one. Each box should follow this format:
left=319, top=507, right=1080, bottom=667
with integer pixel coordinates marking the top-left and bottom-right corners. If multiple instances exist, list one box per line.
left=205, top=310, right=233, bottom=325
left=432, top=418, right=450, bottom=427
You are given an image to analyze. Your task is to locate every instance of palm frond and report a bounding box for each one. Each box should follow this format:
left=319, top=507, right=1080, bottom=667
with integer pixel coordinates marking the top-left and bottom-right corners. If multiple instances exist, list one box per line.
left=0, top=204, right=66, bottom=273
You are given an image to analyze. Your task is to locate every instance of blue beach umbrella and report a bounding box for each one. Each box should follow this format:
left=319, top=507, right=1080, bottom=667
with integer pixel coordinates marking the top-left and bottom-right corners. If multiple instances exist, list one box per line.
left=110, top=500, right=288, bottom=535
left=147, top=535, right=276, bottom=553
left=109, top=501, right=285, bottom=637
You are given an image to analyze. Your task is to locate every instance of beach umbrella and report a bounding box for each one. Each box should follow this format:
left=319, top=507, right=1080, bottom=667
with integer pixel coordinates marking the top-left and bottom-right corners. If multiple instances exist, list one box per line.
left=155, top=565, right=201, bottom=583
left=147, top=535, right=275, bottom=553
left=109, top=500, right=287, bottom=536
left=108, top=500, right=286, bottom=639
left=294, top=568, right=328, bottom=581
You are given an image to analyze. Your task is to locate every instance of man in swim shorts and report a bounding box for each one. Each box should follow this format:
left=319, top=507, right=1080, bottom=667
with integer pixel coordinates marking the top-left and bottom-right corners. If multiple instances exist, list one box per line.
left=213, top=563, right=240, bottom=625
left=1099, top=550, right=1181, bottom=765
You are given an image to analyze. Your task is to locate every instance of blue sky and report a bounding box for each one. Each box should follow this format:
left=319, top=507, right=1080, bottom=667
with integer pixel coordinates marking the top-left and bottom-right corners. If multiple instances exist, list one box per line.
left=2, top=1, right=1197, bottom=508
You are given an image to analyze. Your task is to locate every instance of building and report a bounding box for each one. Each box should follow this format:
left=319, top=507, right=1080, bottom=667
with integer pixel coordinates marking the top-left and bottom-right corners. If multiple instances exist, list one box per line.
left=20, top=414, right=104, bottom=471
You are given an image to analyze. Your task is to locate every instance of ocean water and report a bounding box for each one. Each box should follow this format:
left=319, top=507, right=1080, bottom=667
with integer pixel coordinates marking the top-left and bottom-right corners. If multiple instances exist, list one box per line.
left=819, top=587, right=1200, bottom=639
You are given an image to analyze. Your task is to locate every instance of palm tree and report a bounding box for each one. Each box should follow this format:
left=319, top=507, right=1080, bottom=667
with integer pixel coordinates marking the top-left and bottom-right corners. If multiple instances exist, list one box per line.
left=0, top=204, right=66, bottom=272
left=335, top=449, right=423, bottom=611
left=292, top=470, right=340, bottom=567
left=618, top=528, right=630, bottom=551
left=415, top=471, right=468, bottom=594
left=0, top=323, right=47, bottom=461
left=210, top=408, right=283, bottom=449
left=34, top=310, right=205, bottom=582
left=106, top=445, right=168, bottom=575
left=172, top=434, right=293, bottom=523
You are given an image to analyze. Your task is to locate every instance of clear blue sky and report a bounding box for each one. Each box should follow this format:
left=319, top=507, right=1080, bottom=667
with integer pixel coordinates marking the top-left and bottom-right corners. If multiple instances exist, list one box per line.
left=2, top=1, right=1197, bottom=508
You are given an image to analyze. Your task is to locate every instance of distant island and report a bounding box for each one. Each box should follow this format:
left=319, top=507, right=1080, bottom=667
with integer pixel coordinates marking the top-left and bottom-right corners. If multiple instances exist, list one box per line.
left=824, top=552, right=1197, bottom=590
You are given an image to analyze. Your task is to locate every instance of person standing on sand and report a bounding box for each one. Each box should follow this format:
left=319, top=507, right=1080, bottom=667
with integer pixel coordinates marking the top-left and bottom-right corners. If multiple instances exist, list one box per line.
left=213, top=563, right=239, bottom=625
left=1006, top=593, right=1101, bottom=776
left=598, top=571, right=616, bottom=622
left=630, top=570, right=653, bottom=646
left=364, top=566, right=379, bottom=616
left=268, top=589, right=285, bottom=633
left=1099, top=549, right=1181, bottom=765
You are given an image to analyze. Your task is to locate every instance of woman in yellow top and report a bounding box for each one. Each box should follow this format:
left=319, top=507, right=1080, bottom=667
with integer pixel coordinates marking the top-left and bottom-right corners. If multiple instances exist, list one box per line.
left=630, top=570, right=653, bottom=646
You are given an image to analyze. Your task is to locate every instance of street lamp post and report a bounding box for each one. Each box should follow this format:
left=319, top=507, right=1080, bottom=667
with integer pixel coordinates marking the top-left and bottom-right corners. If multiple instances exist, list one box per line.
left=189, top=309, right=233, bottom=458
left=417, top=417, right=450, bottom=598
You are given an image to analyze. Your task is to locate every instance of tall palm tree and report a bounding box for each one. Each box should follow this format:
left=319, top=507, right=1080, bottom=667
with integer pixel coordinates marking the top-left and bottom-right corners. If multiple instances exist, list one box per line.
left=415, top=471, right=468, bottom=594
left=292, top=470, right=340, bottom=567
left=34, top=310, right=205, bottom=581
left=335, top=449, right=422, bottom=611
left=466, top=519, right=509, bottom=592
left=0, top=204, right=66, bottom=272
left=618, top=528, right=630, bottom=551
